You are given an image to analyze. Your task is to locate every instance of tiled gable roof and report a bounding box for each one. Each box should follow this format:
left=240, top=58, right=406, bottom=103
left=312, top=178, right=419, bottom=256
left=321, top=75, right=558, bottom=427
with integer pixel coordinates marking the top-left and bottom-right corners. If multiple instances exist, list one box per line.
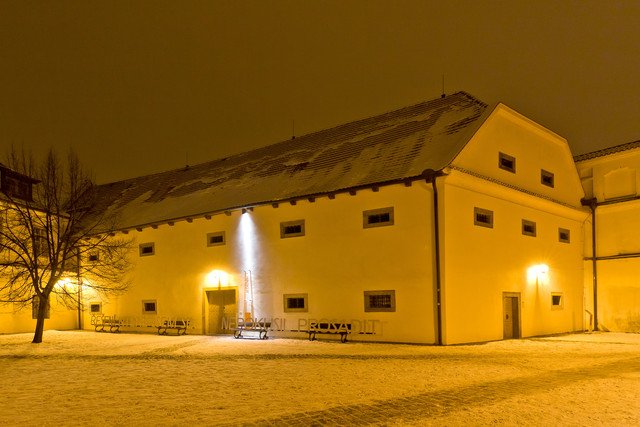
left=87, top=92, right=488, bottom=231
left=574, top=140, right=640, bottom=162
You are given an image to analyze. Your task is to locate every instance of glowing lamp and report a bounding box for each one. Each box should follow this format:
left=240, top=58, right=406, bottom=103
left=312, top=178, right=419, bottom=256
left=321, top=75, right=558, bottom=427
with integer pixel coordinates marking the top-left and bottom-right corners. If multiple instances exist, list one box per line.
left=205, top=270, right=229, bottom=288
left=527, top=264, right=549, bottom=286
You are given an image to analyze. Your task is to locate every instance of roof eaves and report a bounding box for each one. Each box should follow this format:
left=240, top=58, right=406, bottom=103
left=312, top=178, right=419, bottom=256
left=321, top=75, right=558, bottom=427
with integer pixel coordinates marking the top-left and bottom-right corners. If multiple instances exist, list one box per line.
left=574, top=140, right=640, bottom=162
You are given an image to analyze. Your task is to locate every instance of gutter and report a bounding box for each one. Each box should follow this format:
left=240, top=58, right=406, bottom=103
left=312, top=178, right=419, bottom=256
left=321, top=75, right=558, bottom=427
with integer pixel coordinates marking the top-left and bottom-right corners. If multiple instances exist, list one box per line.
left=581, top=197, right=598, bottom=331
left=422, top=169, right=446, bottom=345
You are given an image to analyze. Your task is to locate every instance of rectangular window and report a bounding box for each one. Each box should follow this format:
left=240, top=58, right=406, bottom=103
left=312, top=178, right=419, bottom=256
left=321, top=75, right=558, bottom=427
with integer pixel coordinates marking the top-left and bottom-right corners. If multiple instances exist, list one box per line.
left=364, top=290, right=396, bottom=312
left=90, top=303, right=102, bottom=314
left=283, top=293, right=308, bottom=313
left=280, top=220, right=305, bottom=238
left=498, top=152, right=516, bottom=173
left=88, top=252, right=99, bottom=262
left=207, top=231, right=226, bottom=247
left=541, top=170, right=555, bottom=188
left=31, top=297, right=50, bottom=319
left=551, top=293, right=563, bottom=310
left=522, top=220, right=537, bottom=237
left=363, top=207, right=394, bottom=228
left=558, top=228, right=571, bottom=244
left=34, top=227, right=48, bottom=257
left=142, top=300, right=157, bottom=314
left=139, top=242, right=155, bottom=257
left=474, top=207, right=494, bottom=228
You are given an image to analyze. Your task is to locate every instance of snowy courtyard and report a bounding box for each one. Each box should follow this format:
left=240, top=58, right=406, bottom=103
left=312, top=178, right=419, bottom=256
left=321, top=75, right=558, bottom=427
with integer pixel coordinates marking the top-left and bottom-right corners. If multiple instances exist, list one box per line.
left=0, top=331, right=638, bottom=426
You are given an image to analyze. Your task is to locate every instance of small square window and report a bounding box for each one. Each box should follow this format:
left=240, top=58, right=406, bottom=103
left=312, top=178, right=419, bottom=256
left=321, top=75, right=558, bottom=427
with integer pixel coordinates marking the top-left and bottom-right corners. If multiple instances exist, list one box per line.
left=474, top=207, right=494, bottom=228
left=207, top=231, right=226, bottom=247
left=142, top=300, right=157, bottom=314
left=522, top=220, right=537, bottom=237
left=364, top=290, right=396, bottom=312
left=363, top=207, right=394, bottom=228
left=139, top=243, right=155, bottom=257
left=559, top=228, right=570, bottom=244
left=498, top=152, right=516, bottom=173
left=90, top=303, right=102, bottom=314
left=280, top=220, right=305, bottom=238
left=88, top=252, right=99, bottom=262
left=551, top=293, right=563, bottom=310
left=283, top=293, right=308, bottom=313
left=541, top=170, right=555, bottom=188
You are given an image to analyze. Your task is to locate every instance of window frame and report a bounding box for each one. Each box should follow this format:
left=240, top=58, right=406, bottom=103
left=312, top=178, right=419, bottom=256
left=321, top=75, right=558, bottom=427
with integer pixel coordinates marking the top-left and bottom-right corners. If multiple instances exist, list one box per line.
left=90, top=302, right=102, bottom=314
left=283, top=293, right=308, bottom=313
left=207, top=231, right=226, bottom=247
left=142, top=299, right=157, bottom=314
left=558, top=228, right=571, bottom=244
left=551, top=293, right=564, bottom=310
left=498, top=152, right=516, bottom=173
left=522, top=219, right=537, bottom=237
left=363, top=207, right=395, bottom=229
left=364, top=290, right=396, bottom=313
left=541, top=169, right=555, bottom=188
left=280, top=220, right=305, bottom=239
left=139, top=242, right=155, bottom=257
left=474, top=207, right=494, bottom=229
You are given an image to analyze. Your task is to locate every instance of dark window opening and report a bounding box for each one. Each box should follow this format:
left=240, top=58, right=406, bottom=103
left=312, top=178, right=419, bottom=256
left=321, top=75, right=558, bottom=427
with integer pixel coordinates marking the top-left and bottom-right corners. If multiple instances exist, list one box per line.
left=287, top=298, right=305, bottom=309
left=143, top=300, right=157, bottom=314
left=283, top=294, right=308, bottom=313
left=363, top=207, right=394, bottom=228
left=207, top=232, right=226, bottom=247
left=522, top=220, right=537, bottom=237
left=280, top=220, right=305, bottom=238
left=559, top=228, right=570, bottom=243
left=90, top=303, right=102, bottom=313
left=499, top=152, right=516, bottom=173
left=474, top=208, right=494, bottom=228
left=364, top=290, right=396, bottom=312
left=139, top=243, right=155, bottom=256
left=541, top=170, right=555, bottom=188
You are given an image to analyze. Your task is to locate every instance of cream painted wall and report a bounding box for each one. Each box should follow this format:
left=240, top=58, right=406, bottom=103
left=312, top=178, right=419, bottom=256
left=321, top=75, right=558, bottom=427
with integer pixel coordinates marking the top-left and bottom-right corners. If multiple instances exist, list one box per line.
left=576, top=149, right=640, bottom=333
left=0, top=300, right=77, bottom=334
left=453, top=105, right=584, bottom=207
left=441, top=173, right=585, bottom=344
left=86, top=182, right=438, bottom=343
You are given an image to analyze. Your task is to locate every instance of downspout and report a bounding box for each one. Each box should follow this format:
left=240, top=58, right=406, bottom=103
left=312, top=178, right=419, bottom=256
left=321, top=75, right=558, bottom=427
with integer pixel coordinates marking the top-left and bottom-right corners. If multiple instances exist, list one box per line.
left=422, top=169, right=445, bottom=345
left=581, top=197, right=598, bottom=331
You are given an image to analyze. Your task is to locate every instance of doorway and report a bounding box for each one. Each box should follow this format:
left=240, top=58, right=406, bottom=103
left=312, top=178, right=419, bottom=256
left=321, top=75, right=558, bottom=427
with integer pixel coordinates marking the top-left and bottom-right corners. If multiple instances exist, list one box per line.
left=502, top=292, right=521, bottom=339
left=206, top=289, right=237, bottom=335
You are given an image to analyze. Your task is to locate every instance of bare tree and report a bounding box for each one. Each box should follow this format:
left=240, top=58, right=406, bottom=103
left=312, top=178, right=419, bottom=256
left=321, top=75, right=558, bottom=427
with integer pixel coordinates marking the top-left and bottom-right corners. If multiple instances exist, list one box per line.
left=0, top=147, right=131, bottom=343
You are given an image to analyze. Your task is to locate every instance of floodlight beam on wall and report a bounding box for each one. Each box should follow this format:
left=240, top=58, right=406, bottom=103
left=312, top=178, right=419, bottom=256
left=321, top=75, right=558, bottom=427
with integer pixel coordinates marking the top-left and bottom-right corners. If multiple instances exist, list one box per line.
left=527, top=264, right=549, bottom=286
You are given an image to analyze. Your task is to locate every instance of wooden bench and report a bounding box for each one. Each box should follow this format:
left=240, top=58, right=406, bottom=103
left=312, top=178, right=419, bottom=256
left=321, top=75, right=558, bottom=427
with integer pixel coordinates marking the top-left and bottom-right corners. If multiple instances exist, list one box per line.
left=308, top=322, right=352, bottom=343
left=157, top=319, right=190, bottom=335
left=233, top=321, right=271, bottom=340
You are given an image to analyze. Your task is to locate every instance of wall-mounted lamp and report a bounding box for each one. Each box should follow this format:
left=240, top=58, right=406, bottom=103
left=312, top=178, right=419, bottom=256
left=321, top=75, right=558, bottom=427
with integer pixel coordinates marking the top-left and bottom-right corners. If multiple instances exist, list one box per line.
left=205, top=269, right=230, bottom=289
left=527, top=264, right=549, bottom=286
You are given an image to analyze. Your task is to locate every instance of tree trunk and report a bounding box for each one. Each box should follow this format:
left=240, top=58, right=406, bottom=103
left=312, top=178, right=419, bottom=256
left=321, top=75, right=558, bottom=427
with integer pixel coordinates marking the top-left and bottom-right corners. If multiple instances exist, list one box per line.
left=31, top=295, right=48, bottom=344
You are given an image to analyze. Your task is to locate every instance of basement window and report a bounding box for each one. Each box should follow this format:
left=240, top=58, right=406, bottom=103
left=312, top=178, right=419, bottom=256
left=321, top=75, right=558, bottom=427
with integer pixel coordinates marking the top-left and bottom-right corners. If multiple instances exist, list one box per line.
left=139, top=242, right=155, bottom=257
left=363, top=207, right=394, bottom=228
left=474, top=207, right=494, bottom=228
left=541, top=170, right=555, bottom=188
left=551, top=293, right=563, bottom=310
left=280, top=220, right=305, bottom=238
left=522, top=220, right=537, bottom=237
left=364, top=290, right=396, bottom=312
left=207, top=231, right=226, bottom=247
left=498, top=152, right=516, bottom=173
left=283, top=294, right=308, bottom=313
left=90, top=303, right=102, bottom=314
left=559, top=228, right=571, bottom=244
left=142, top=300, right=157, bottom=314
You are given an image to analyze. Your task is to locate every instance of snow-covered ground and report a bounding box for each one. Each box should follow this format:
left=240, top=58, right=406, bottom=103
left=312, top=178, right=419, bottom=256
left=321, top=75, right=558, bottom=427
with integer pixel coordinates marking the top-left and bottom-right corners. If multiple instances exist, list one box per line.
left=0, top=331, right=638, bottom=426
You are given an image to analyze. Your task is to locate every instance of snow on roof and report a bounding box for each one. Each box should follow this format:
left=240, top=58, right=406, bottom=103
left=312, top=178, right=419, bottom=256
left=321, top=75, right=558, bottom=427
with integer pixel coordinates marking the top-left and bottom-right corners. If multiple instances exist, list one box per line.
left=574, top=139, right=640, bottom=162
left=87, top=91, right=487, bottom=231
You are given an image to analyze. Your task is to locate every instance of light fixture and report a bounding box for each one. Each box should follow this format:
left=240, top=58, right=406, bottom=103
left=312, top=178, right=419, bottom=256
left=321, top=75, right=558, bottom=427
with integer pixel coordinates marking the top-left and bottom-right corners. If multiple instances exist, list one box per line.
left=527, top=264, right=549, bottom=286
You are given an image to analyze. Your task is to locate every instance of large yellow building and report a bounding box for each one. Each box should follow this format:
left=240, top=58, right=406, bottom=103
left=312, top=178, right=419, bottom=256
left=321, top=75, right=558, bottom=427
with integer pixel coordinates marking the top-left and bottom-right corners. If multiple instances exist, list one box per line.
left=2, top=92, right=634, bottom=343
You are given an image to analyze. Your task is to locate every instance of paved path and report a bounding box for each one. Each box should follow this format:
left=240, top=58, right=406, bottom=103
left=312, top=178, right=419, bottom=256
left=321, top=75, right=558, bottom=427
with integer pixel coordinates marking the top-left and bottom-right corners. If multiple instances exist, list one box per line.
left=235, top=355, right=640, bottom=426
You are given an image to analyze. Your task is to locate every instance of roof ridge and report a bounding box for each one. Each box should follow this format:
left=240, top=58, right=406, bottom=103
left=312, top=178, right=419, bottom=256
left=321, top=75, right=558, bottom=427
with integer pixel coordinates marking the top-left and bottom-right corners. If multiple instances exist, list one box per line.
left=574, top=139, right=640, bottom=162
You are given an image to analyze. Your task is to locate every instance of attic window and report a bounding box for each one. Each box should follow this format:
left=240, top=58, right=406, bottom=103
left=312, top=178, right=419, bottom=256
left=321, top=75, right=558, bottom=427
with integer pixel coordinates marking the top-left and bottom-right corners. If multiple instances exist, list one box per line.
left=280, top=220, right=305, bottom=238
left=541, top=170, right=555, bottom=188
left=498, top=152, right=516, bottom=173
left=474, top=207, right=493, bottom=228
left=363, top=207, right=394, bottom=228
left=558, top=228, right=571, bottom=244
left=522, top=220, right=537, bottom=237
left=207, top=232, right=226, bottom=247
left=139, top=242, right=155, bottom=257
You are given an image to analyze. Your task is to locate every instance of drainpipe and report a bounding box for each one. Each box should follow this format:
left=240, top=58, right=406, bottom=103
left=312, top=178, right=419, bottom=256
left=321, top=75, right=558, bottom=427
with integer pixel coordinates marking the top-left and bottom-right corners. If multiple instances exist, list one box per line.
left=422, top=169, right=445, bottom=345
left=581, top=197, right=598, bottom=331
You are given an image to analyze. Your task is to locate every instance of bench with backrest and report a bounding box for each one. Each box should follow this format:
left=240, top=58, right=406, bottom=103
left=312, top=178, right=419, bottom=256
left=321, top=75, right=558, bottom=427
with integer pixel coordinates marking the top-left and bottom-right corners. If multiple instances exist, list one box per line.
left=233, top=321, right=271, bottom=340
left=308, top=322, right=352, bottom=343
left=156, top=319, right=190, bottom=335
